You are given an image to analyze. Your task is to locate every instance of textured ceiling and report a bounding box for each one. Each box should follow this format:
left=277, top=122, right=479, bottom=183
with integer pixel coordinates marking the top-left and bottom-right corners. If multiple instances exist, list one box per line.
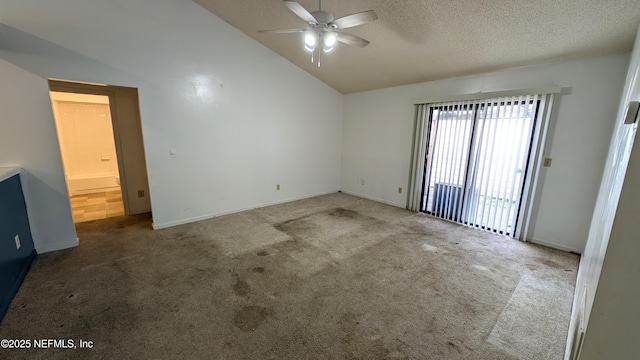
left=194, top=0, right=640, bottom=94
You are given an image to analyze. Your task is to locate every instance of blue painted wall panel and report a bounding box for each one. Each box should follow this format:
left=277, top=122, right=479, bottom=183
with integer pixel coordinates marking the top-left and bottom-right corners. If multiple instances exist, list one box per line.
left=0, top=174, right=36, bottom=321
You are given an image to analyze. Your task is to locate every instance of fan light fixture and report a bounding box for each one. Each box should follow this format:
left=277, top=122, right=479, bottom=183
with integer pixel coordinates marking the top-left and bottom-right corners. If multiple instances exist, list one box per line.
left=258, top=1, right=378, bottom=67
left=304, top=31, right=335, bottom=55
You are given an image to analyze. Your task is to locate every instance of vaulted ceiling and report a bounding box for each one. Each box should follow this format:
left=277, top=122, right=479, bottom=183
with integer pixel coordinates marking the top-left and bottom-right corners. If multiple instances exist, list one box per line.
left=194, top=0, right=640, bottom=94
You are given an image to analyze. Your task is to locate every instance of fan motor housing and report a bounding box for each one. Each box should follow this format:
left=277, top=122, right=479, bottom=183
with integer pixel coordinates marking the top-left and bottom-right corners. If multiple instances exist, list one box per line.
left=311, top=11, right=333, bottom=26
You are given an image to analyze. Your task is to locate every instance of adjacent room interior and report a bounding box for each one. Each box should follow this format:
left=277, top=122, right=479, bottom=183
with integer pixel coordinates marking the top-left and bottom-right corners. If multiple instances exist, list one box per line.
left=0, top=1, right=639, bottom=359
left=49, top=91, right=125, bottom=223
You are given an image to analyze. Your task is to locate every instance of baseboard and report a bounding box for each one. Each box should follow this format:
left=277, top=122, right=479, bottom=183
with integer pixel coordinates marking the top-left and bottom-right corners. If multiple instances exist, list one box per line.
left=527, top=237, right=582, bottom=254
left=339, top=190, right=405, bottom=208
left=35, top=238, right=79, bottom=254
left=152, top=190, right=340, bottom=230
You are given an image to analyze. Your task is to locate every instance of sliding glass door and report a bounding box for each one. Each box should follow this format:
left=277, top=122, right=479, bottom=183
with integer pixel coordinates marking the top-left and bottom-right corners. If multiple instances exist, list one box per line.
left=422, top=97, right=539, bottom=236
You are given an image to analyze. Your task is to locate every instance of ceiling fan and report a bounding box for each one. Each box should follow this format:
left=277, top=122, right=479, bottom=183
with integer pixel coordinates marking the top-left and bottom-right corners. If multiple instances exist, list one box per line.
left=258, top=0, right=378, bottom=67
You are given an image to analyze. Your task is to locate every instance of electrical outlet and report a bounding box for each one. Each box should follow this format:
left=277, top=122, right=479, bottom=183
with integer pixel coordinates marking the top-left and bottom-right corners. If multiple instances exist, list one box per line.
left=276, top=184, right=280, bottom=191
left=543, top=158, right=553, bottom=167
left=137, top=190, right=145, bottom=198
left=14, top=235, right=21, bottom=249
left=398, top=187, right=403, bottom=194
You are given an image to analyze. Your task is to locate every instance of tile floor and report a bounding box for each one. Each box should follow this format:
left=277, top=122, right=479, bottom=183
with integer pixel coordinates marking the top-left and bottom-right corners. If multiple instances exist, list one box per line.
left=70, top=190, right=124, bottom=223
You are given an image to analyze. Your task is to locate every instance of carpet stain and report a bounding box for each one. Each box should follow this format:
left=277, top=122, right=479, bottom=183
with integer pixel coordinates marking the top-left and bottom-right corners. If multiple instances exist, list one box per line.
left=233, top=279, right=251, bottom=296
left=526, top=263, right=540, bottom=271
left=251, top=267, right=265, bottom=273
left=256, top=250, right=269, bottom=256
left=535, top=257, right=562, bottom=269
left=448, top=341, right=462, bottom=353
left=233, top=306, right=270, bottom=332
left=274, top=218, right=315, bottom=237
left=339, top=313, right=359, bottom=345
left=328, top=208, right=359, bottom=219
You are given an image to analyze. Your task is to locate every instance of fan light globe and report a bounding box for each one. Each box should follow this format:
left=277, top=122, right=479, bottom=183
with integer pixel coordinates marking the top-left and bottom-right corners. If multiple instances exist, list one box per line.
left=322, top=32, right=337, bottom=53
left=304, top=31, right=317, bottom=51
left=324, top=32, right=337, bottom=47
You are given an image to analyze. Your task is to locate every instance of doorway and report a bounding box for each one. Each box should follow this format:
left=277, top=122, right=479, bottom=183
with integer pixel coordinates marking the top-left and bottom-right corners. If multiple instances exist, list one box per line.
left=48, top=79, right=152, bottom=225
left=413, top=92, right=555, bottom=240
left=50, top=92, right=125, bottom=223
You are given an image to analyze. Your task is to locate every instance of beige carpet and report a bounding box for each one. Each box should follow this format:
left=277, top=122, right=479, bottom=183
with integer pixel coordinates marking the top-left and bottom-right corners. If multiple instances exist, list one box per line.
left=0, top=193, right=578, bottom=359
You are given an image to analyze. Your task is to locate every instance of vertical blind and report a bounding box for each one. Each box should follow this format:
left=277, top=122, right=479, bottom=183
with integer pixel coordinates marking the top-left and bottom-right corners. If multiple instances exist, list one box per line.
left=408, top=91, right=556, bottom=240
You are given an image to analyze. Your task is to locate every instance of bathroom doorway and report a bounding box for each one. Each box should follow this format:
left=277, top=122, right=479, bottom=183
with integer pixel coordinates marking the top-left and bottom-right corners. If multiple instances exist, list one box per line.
left=50, top=91, right=124, bottom=223
left=48, top=79, right=152, bottom=225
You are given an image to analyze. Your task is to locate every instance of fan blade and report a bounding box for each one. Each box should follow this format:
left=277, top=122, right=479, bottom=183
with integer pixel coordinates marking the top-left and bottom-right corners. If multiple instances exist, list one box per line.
left=283, top=1, right=317, bottom=25
left=330, top=10, right=378, bottom=29
left=258, top=29, right=305, bottom=34
left=336, top=32, right=370, bottom=48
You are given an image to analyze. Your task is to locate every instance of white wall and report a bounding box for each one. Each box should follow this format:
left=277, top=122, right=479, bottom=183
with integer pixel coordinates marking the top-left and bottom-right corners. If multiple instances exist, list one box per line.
left=0, top=0, right=342, bottom=240
left=0, top=59, right=78, bottom=252
left=566, top=26, right=640, bottom=359
left=342, top=53, right=629, bottom=253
